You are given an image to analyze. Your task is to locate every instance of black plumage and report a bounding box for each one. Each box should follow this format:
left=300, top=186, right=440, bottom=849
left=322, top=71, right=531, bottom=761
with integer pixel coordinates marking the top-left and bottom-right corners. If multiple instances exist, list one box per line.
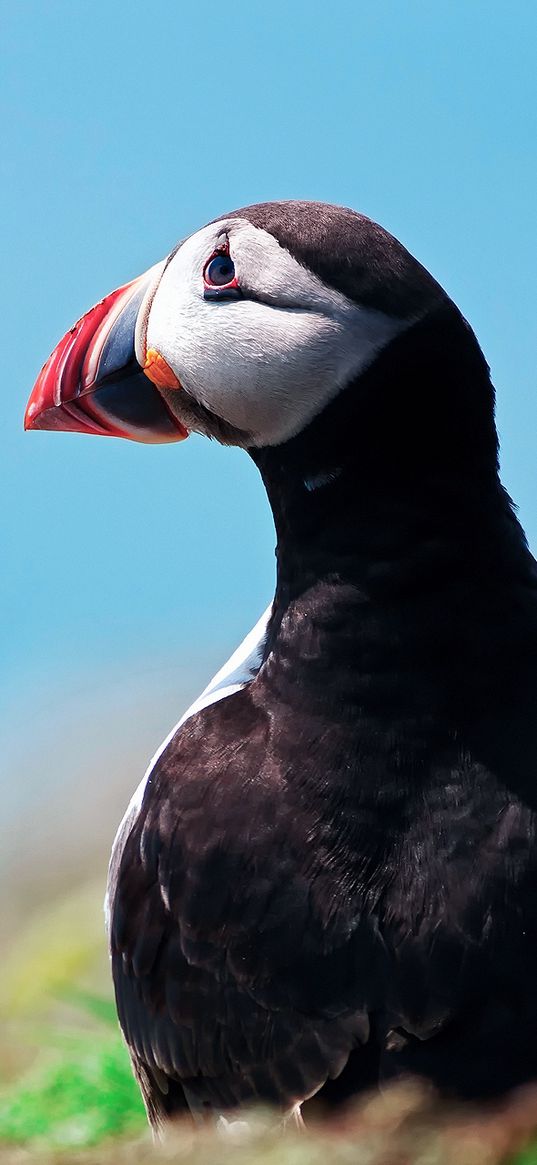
left=107, top=204, right=537, bottom=1124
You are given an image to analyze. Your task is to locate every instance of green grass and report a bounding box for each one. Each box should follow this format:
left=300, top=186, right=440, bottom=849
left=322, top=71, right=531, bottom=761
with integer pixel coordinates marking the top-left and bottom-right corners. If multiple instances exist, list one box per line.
left=0, top=1029, right=145, bottom=1150
left=516, top=1151, right=537, bottom=1165
left=0, top=884, right=147, bottom=1152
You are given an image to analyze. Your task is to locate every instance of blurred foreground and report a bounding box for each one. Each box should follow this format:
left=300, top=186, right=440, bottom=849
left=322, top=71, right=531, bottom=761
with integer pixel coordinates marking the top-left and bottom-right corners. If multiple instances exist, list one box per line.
left=2, top=880, right=537, bottom=1165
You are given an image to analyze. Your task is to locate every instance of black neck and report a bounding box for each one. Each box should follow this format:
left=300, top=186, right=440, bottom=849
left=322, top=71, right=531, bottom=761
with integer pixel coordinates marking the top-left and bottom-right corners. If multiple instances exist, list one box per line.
left=252, top=307, right=512, bottom=593
left=250, top=306, right=537, bottom=734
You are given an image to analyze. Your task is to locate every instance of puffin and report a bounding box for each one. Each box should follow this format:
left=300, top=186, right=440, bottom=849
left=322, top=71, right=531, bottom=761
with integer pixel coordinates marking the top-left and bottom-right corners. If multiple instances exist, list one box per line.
left=25, top=201, right=537, bottom=1127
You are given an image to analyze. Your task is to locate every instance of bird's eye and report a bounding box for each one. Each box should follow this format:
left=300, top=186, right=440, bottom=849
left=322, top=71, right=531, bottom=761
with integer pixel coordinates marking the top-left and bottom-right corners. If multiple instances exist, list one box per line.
left=203, top=249, right=239, bottom=299
left=205, top=254, right=235, bottom=285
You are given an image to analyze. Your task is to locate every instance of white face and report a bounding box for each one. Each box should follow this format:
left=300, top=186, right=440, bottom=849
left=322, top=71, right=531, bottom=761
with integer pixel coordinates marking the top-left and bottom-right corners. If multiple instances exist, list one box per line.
left=136, top=218, right=410, bottom=448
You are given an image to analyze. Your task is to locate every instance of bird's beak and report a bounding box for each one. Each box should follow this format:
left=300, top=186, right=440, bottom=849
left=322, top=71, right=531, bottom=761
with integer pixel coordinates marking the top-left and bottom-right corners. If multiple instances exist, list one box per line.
left=24, top=263, right=188, bottom=443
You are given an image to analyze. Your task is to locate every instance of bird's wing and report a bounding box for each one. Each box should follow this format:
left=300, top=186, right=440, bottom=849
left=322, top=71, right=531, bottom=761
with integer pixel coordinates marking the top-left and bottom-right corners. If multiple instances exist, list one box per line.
left=109, top=685, right=381, bottom=1120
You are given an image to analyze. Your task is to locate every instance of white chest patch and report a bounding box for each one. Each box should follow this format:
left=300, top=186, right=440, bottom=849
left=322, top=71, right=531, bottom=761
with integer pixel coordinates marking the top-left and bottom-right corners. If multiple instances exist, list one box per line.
left=138, top=602, right=271, bottom=804
left=105, top=605, right=272, bottom=928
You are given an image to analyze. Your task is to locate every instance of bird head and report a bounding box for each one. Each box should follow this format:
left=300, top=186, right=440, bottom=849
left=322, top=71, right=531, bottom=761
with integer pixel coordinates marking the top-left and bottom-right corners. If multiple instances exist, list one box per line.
left=25, top=201, right=454, bottom=453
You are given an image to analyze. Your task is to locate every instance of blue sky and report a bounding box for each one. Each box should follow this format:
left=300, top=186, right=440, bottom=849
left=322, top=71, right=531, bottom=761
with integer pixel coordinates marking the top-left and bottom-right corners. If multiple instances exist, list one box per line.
left=1, top=2, right=537, bottom=846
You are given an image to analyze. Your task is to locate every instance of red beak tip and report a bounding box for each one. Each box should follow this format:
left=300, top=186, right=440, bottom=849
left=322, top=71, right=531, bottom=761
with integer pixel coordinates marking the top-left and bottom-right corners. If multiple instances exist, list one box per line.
left=24, top=402, right=39, bottom=430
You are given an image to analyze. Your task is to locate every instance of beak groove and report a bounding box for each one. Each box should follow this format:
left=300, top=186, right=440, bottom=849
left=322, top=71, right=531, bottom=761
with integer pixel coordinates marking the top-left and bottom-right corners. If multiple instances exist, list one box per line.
left=25, top=264, right=188, bottom=444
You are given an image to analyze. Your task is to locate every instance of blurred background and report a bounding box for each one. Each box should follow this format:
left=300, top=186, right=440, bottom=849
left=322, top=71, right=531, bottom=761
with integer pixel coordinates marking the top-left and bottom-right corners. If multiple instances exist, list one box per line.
left=1, top=0, right=537, bottom=1156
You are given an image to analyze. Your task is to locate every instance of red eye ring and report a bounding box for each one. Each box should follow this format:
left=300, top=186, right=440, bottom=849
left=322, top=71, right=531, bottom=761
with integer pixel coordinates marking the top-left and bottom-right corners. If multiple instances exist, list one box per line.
left=203, top=244, right=240, bottom=298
